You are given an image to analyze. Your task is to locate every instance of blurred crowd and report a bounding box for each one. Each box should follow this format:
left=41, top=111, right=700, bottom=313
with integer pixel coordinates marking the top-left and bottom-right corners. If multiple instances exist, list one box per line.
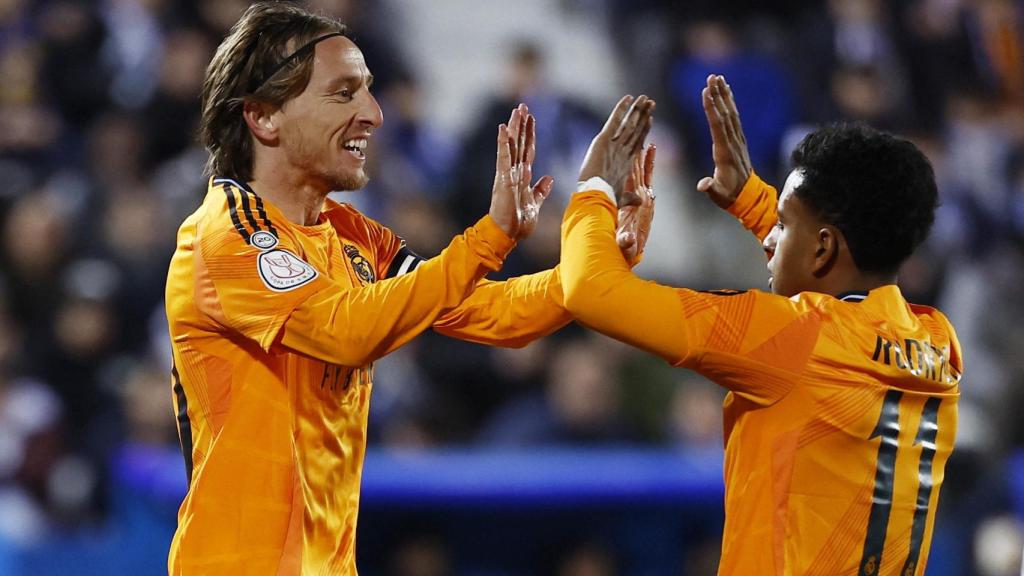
left=0, top=0, right=1022, bottom=574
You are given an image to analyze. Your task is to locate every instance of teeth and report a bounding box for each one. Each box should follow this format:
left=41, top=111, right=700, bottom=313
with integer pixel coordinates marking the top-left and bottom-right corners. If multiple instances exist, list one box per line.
left=343, top=138, right=368, bottom=151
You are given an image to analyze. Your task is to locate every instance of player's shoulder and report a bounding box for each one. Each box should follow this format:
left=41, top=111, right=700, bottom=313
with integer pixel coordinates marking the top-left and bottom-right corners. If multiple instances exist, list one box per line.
left=908, top=302, right=962, bottom=362
left=323, top=197, right=394, bottom=243
left=193, top=177, right=295, bottom=255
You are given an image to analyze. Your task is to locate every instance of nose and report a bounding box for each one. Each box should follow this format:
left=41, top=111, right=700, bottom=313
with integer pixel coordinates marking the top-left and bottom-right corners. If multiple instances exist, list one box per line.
left=360, top=90, right=383, bottom=128
left=762, top=228, right=777, bottom=259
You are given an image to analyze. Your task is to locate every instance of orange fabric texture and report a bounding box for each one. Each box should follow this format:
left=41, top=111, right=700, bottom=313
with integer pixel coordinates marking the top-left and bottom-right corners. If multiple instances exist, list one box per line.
left=166, top=178, right=566, bottom=575
left=561, top=185, right=962, bottom=576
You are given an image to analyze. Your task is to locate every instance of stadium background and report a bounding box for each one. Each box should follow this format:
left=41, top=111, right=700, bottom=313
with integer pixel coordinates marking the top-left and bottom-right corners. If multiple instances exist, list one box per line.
left=0, top=0, right=1022, bottom=574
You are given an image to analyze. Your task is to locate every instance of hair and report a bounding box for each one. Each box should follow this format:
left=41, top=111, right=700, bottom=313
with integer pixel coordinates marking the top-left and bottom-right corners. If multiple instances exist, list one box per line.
left=790, top=123, right=938, bottom=275
left=200, top=1, right=347, bottom=181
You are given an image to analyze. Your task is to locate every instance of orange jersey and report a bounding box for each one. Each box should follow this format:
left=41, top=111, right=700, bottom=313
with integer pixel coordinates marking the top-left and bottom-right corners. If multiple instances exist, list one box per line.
left=560, top=177, right=962, bottom=576
left=166, top=178, right=569, bottom=576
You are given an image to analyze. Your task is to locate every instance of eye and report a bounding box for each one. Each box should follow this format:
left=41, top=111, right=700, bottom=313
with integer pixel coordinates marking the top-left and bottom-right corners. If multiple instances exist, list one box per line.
left=331, top=88, right=352, bottom=102
left=774, top=221, right=784, bottom=231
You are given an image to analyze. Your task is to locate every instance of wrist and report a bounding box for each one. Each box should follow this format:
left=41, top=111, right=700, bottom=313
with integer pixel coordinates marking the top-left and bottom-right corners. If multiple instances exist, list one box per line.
left=576, top=177, right=616, bottom=206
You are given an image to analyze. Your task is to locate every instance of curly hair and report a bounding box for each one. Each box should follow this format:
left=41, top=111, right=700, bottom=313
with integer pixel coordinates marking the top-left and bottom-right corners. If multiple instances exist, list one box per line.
left=790, top=123, right=938, bottom=275
left=200, top=1, right=346, bottom=181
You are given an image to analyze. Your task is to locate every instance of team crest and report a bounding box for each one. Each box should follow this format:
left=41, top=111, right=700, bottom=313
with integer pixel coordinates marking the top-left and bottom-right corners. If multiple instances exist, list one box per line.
left=344, top=245, right=376, bottom=284
left=250, top=230, right=278, bottom=250
left=258, top=249, right=319, bottom=291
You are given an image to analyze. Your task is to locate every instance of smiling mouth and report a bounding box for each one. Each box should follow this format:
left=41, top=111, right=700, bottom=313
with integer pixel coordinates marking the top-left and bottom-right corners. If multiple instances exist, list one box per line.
left=342, top=138, right=367, bottom=159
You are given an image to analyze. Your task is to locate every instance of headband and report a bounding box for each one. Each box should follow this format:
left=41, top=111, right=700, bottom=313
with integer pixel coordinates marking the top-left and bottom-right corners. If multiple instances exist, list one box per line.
left=247, top=31, right=346, bottom=93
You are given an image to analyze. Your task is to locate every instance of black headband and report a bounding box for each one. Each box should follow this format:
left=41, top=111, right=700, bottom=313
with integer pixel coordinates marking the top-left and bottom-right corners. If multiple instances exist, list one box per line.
left=247, top=31, right=346, bottom=94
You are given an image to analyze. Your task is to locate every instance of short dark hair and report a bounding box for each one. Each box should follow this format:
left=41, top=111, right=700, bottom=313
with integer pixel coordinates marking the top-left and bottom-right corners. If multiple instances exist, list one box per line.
left=200, top=1, right=346, bottom=181
left=790, top=123, right=938, bottom=275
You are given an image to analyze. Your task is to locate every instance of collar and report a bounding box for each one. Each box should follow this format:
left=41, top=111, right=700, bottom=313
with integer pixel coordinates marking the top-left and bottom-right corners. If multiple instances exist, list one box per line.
left=836, top=290, right=869, bottom=303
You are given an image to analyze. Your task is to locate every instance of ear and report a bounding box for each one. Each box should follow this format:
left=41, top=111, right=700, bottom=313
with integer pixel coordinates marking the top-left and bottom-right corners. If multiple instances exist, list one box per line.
left=242, top=100, right=280, bottom=144
left=812, top=225, right=840, bottom=278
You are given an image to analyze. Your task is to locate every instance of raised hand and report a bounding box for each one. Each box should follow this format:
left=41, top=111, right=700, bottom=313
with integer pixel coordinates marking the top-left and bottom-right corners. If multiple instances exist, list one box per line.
left=579, top=95, right=655, bottom=205
left=697, top=75, right=752, bottom=209
left=489, top=103, right=555, bottom=240
left=617, top=144, right=656, bottom=264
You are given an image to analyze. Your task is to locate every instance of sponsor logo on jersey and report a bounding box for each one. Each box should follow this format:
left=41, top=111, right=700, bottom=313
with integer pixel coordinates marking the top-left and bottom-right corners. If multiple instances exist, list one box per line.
left=250, top=230, right=279, bottom=250
left=344, top=244, right=376, bottom=285
left=258, top=249, right=318, bottom=291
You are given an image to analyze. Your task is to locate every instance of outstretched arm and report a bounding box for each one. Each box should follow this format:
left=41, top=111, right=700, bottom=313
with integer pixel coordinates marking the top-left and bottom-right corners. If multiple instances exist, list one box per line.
left=275, top=105, right=549, bottom=366
left=561, top=94, right=806, bottom=405
left=426, top=102, right=661, bottom=349
left=562, top=95, right=686, bottom=360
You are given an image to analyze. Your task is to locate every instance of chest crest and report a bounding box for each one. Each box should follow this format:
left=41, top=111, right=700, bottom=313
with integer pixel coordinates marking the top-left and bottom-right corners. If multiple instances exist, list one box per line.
left=343, top=244, right=376, bottom=285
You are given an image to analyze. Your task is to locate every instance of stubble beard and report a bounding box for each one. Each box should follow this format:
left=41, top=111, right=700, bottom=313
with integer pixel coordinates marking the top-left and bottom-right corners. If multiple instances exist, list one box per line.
left=329, top=168, right=369, bottom=192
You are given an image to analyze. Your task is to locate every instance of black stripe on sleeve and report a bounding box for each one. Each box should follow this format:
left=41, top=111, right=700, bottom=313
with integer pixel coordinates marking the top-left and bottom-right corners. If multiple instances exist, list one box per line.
left=172, top=364, right=194, bottom=485
left=385, top=244, right=426, bottom=279
left=223, top=185, right=252, bottom=243
left=232, top=183, right=262, bottom=234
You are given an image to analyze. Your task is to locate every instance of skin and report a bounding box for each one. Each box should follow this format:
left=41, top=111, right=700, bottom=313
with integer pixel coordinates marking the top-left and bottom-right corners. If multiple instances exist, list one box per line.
left=241, top=35, right=551, bottom=238
left=579, top=94, right=656, bottom=204
left=238, top=35, right=653, bottom=253
left=696, top=73, right=895, bottom=297
left=576, top=95, right=657, bottom=263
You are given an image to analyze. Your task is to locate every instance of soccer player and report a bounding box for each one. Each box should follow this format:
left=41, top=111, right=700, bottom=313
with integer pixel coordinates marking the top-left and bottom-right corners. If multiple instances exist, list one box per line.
left=561, top=79, right=962, bottom=575
left=164, top=3, right=653, bottom=575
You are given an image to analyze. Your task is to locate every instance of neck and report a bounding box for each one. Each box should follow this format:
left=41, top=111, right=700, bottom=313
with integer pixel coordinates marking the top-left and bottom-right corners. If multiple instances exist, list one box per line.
left=249, top=161, right=329, bottom=226
left=821, top=269, right=897, bottom=298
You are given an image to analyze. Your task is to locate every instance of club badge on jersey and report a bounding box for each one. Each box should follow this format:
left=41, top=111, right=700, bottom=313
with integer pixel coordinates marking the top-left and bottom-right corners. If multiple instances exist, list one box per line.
left=344, top=245, right=376, bottom=285
left=250, top=231, right=319, bottom=292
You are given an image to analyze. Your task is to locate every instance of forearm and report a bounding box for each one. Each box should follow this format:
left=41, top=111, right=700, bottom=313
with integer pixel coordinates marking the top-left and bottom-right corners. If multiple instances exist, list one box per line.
left=432, top=267, right=571, bottom=348
left=560, top=192, right=688, bottom=363
left=280, top=215, right=514, bottom=366
left=727, top=172, right=778, bottom=243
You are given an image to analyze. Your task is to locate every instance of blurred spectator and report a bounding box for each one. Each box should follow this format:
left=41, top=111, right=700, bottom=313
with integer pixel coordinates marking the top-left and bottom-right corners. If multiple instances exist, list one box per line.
left=668, top=17, right=794, bottom=184
left=479, top=337, right=635, bottom=446
left=37, top=2, right=111, bottom=131
left=553, top=541, right=617, bottom=576
left=140, top=27, right=210, bottom=166
left=450, top=41, right=602, bottom=275
left=388, top=532, right=451, bottom=576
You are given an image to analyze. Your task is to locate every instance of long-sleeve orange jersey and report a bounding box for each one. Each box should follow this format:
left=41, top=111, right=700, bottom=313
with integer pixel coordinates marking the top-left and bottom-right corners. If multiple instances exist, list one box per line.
left=560, top=177, right=962, bottom=576
left=166, top=178, right=570, bottom=576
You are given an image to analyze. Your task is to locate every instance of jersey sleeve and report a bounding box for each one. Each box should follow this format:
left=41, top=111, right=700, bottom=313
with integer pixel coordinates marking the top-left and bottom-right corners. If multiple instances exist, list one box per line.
left=370, top=219, right=571, bottom=349
left=726, top=172, right=779, bottom=243
left=561, top=190, right=819, bottom=405
left=278, top=215, right=516, bottom=367
left=432, top=267, right=572, bottom=348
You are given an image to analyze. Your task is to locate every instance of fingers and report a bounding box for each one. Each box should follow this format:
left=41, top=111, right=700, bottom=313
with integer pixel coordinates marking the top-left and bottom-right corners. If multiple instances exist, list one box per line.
left=613, top=96, right=655, bottom=145
left=643, top=144, right=656, bottom=189
left=702, top=77, right=728, bottom=145
left=517, top=105, right=529, bottom=167
left=719, top=78, right=746, bottom=148
left=709, top=78, right=740, bottom=149
left=495, top=123, right=511, bottom=174
left=602, top=95, right=634, bottom=135
left=523, top=111, right=536, bottom=167
left=532, top=175, right=554, bottom=203
left=507, top=107, right=520, bottom=166
left=624, top=109, right=654, bottom=156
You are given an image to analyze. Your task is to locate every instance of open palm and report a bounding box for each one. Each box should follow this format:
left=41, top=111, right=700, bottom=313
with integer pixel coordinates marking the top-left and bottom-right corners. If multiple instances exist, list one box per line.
left=489, top=104, right=554, bottom=240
